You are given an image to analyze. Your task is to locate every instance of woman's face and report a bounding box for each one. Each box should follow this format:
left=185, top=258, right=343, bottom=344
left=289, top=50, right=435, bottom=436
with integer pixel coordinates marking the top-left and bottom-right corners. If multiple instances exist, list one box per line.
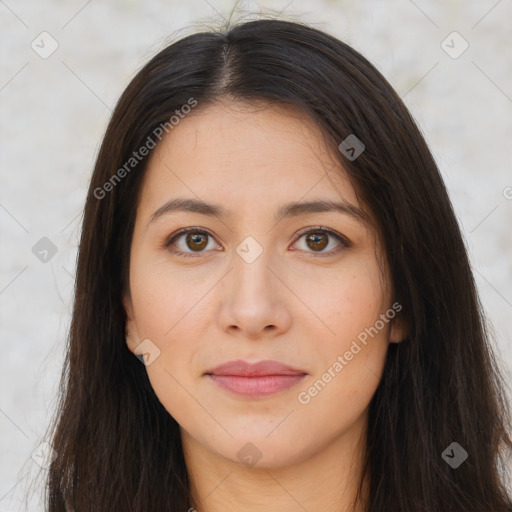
left=124, top=100, right=404, bottom=469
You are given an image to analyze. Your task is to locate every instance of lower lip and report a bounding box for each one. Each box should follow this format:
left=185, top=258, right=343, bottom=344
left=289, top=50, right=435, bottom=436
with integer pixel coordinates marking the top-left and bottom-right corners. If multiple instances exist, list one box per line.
left=208, top=374, right=307, bottom=398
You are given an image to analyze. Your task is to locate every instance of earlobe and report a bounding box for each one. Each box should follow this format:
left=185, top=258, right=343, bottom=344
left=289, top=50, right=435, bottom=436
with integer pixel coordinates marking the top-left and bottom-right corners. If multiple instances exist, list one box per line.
left=389, top=316, right=408, bottom=344
left=122, top=294, right=139, bottom=353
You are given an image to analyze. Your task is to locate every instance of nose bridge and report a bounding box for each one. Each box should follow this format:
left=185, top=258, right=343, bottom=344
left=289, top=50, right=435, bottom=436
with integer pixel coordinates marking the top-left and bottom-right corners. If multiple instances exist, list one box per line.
left=217, top=235, right=291, bottom=337
left=232, top=236, right=276, bottom=302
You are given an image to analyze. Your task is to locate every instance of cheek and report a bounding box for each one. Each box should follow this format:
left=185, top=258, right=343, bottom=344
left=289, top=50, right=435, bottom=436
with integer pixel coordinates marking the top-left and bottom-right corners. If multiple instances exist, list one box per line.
left=129, top=258, right=215, bottom=413
left=294, top=256, right=390, bottom=406
left=292, top=256, right=388, bottom=347
left=131, top=276, right=205, bottom=425
left=130, top=255, right=210, bottom=339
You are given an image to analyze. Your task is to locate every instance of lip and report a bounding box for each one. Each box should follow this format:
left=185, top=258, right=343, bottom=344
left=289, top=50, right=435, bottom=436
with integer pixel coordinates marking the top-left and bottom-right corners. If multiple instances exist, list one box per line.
left=205, top=360, right=307, bottom=398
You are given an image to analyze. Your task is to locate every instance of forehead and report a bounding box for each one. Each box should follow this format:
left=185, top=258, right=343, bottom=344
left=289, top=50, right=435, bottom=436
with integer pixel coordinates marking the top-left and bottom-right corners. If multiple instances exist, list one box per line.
left=138, top=100, right=360, bottom=217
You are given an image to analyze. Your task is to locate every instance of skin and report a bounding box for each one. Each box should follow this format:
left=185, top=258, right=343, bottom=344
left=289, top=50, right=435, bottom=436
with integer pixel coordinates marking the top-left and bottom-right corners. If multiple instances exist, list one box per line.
left=123, top=100, right=406, bottom=512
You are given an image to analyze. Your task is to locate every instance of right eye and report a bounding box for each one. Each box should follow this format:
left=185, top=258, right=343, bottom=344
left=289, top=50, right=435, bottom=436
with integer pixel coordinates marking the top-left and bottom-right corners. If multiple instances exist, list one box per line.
left=164, top=228, right=222, bottom=258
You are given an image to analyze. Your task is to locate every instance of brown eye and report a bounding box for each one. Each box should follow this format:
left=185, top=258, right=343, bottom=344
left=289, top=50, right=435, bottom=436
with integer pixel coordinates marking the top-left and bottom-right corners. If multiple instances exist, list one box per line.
left=293, top=227, right=351, bottom=257
left=185, top=232, right=208, bottom=251
left=165, top=226, right=350, bottom=259
left=305, top=232, right=329, bottom=251
left=165, top=228, right=220, bottom=257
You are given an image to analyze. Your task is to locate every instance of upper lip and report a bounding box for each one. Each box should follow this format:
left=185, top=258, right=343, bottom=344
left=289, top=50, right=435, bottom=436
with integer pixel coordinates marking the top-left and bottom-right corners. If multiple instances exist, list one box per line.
left=205, top=359, right=307, bottom=377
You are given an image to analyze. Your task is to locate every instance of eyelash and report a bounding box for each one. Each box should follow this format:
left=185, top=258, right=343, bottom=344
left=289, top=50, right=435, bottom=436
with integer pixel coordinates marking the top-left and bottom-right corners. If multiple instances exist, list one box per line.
left=164, top=226, right=351, bottom=259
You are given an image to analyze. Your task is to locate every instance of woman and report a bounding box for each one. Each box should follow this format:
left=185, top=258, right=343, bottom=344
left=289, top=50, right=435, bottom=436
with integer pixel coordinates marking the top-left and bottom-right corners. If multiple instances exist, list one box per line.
left=44, top=18, right=512, bottom=512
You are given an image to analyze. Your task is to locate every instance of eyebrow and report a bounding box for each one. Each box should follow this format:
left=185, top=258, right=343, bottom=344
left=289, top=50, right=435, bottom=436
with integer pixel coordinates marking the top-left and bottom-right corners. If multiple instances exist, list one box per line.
left=148, top=197, right=370, bottom=226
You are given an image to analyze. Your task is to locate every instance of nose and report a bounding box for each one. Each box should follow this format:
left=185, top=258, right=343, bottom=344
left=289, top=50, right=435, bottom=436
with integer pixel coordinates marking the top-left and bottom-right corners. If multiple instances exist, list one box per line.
left=216, top=249, right=292, bottom=340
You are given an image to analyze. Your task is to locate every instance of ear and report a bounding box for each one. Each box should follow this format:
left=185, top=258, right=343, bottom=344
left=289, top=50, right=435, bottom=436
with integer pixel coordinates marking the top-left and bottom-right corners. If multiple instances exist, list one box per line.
left=122, top=293, right=140, bottom=353
left=389, top=313, right=408, bottom=344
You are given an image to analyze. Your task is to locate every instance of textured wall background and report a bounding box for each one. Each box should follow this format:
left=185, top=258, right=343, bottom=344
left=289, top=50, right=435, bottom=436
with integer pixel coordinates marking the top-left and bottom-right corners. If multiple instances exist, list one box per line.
left=1, top=0, right=511, bottom=509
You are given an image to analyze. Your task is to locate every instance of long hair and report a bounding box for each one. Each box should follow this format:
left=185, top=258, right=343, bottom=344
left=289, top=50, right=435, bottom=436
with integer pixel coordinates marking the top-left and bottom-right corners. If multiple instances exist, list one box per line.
left=44, top=17, right=512, bottom=511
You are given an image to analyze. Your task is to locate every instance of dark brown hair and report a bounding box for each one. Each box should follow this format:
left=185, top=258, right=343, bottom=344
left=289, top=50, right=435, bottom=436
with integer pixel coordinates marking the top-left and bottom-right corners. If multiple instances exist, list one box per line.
left=43, top=17, right=512, bottom=511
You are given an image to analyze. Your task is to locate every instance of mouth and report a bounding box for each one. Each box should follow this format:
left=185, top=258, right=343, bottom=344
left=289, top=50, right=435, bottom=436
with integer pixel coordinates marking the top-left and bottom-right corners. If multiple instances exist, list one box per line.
left=204, top=359, right=308, bottom=398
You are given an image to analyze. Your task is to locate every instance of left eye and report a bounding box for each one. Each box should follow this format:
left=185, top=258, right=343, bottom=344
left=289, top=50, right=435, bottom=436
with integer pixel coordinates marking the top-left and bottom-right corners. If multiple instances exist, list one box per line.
left=165, top=227, right=350, bottom=258
left=293, top=227, right=349, bottom=256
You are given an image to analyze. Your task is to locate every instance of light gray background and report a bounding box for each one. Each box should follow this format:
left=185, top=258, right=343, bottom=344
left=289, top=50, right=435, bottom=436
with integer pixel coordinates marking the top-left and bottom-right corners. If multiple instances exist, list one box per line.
left=1, top=0, right=511, bottom=510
